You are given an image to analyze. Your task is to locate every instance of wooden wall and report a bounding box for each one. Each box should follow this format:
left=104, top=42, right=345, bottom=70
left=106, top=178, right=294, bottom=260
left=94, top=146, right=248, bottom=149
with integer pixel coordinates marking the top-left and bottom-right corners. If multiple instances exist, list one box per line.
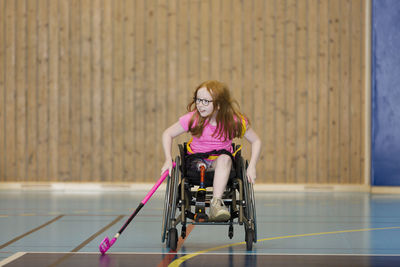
left=0, top=0, right=367, bottom=184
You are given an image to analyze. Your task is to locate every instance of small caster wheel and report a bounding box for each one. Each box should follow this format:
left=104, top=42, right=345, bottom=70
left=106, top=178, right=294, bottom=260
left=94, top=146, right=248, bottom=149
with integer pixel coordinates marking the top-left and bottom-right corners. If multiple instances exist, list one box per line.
left=228, top=225, right=234, bottom=239
left=181, top=225, right=186, bottom=239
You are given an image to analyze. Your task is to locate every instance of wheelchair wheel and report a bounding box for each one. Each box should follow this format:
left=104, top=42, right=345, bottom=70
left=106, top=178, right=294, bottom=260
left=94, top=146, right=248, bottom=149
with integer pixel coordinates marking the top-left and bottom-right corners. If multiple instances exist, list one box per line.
left=170, top=156, right=180, bottom=220
left=161, top=165, right=173, bottom=243
left=249, top=180, right=258, bottom=242
left=242, top=159, right=257, bottom=246
left=161, top=157, right=181, bottom=244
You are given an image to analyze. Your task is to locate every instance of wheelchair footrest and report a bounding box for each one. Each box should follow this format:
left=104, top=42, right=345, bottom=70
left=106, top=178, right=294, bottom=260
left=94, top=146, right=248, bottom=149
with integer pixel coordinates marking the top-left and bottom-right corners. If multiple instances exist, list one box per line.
left=194, top=188, right=208, bottom=222
left=186, top=210, right=209, bottom=222
left=194, top=212, right=208, bottom=222
left=194, top=202, right=208, bottom=222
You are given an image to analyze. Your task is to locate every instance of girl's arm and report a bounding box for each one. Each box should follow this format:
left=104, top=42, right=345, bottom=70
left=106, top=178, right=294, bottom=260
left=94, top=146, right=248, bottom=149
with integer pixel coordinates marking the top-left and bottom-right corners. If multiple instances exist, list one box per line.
left=161, top=121, right=186, bottom=175
left=243, top=127, right=262, bottom=183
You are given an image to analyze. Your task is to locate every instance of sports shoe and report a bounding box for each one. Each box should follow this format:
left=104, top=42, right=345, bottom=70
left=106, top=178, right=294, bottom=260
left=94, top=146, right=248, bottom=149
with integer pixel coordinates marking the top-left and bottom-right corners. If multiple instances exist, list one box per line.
left=209, top=197, right=231, bottom=222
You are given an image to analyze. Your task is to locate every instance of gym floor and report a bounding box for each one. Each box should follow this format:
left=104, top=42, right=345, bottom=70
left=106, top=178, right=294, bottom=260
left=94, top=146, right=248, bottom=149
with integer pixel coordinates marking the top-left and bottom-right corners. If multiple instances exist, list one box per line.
left=1, top=189, right=400, bottom=266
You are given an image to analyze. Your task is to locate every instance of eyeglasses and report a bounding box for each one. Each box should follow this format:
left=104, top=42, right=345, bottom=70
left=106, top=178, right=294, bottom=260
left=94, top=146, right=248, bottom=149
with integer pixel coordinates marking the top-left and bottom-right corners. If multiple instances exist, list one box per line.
left=195, top=98, right=213, bottom=106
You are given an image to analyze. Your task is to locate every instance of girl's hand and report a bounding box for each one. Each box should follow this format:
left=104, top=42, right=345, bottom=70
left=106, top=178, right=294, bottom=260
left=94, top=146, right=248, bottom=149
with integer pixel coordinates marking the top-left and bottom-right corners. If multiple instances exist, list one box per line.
left=246, top=164, right=256, bottom=183
left=161, top=160, right=173, bottom=176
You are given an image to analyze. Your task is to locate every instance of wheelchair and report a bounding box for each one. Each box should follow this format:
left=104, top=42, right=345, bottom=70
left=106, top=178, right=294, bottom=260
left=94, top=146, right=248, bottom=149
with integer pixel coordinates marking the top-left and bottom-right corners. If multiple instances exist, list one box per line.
left=161, top=143, right=257, bottom=250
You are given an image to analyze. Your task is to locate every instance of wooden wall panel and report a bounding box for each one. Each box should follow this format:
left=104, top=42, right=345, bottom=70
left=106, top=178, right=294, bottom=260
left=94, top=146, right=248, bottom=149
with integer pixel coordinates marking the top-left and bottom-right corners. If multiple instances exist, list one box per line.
left=328, top=0, right=340, bottom=184
left=26, top=0, right=38, bottom=180
left=359, top=0, right=367, bottom=184
left=231, top=0, right=242, bottom=116
left=144, top=0, right=156, bottom=181
left=285, top=0, right=297, bottom=183
left=339, top=0, right=351, bottom=184
left=102, top=0, right=113, bottom=182
left=241, top=0, right=252, bottom=162
left=167, top=0, right=178, bottom=156
left=124, top=0, right=135, bottom=181
left=16, top=0, right=27, bottom=182
left=134, top=0, right=145, bottom=182
left=199, top=0, right=209, bottom=82
left=0, top=0, right=368, bottom=184
left=58, top=0, right=70, bottom=181
left=37, top=0, right=49, bottom=180
left=48, top=0, right=58, bottom=181
left=0, top=0, right=5, bottom=181
left=112, top=0, right=124, bottom=181
left=5, top=0, right=16, bottom=180
left=92, top=0, right=102, bottom=181
left=69, top=0, right=81, bottom=181
left=275, top=0, right=287, bottom=182
left=307, top=0, right=319, bottom=183
left=264, top=0, right=276, bottom=182
left=80, top=0, right=92, bottom=181
left=296, top=0, right=308, bottom=183
left=253, top=0, right=265, bottom=183
left=318, top=0, right=330, bottom=183
left=210, top=0, right=220, bottom=81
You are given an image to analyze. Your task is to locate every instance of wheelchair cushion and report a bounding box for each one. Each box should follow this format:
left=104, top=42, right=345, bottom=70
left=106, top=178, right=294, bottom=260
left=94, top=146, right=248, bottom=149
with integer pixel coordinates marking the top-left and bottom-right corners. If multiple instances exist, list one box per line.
left=185, top=168, right=237, bottom=187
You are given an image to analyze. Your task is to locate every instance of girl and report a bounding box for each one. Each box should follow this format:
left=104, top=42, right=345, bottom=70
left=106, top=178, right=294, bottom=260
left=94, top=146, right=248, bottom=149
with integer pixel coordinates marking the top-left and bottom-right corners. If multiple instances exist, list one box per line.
left=161, top=80, right=261, bottom=221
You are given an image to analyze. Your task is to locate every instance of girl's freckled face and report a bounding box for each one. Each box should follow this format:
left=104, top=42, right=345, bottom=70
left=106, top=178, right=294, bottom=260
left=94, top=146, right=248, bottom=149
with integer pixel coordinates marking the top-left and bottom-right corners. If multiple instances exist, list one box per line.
left=196, top=87, right=215, bottom=118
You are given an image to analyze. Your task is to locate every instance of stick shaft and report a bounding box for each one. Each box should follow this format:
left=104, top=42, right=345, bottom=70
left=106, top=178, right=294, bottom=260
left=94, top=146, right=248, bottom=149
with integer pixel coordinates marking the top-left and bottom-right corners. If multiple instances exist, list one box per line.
left=118, top=203, right=144, bottom=234
left=117, top=162, right=176, bottom=235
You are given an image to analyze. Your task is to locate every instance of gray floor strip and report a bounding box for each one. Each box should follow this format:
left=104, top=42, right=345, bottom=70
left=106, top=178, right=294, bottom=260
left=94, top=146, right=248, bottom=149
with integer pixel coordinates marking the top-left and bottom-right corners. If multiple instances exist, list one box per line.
left=0, top=215, right=64, bottom=250
left=48, top=215, right=124, bottom=267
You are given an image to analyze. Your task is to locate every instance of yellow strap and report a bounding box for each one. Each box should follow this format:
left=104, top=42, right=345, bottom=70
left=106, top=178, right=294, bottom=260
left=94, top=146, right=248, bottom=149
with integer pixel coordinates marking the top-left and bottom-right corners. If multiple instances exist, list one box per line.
left=232, top=145, right=242, bottom=157
left=240, top=116, right=247, bottom=138
left=186, top=138, right=194, bottom=154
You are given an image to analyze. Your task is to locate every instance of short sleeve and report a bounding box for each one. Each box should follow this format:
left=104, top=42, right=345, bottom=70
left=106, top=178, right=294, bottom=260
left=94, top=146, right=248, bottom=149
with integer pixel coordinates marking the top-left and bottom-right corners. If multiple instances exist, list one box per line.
left=179, top=111, right=196, bottom=132
left=234, top=115, right=249, bottom=138
left=240, top=116, right=249, bottom=138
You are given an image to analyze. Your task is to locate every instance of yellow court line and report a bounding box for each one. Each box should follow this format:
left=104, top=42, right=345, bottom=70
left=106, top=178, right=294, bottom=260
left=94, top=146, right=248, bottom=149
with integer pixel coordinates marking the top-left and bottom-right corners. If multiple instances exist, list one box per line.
left=168, top=226, right=400, bottom=267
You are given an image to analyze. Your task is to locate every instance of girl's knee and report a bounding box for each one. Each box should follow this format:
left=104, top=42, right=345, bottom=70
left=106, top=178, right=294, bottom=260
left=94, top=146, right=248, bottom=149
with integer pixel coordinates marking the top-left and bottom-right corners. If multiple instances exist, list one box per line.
left=216, top=154, right=232, bottom=168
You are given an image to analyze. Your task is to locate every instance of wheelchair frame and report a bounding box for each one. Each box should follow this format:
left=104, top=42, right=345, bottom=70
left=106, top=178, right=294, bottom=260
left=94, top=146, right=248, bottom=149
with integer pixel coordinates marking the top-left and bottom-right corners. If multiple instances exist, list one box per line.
left=161, top=143, right=257, bottom=250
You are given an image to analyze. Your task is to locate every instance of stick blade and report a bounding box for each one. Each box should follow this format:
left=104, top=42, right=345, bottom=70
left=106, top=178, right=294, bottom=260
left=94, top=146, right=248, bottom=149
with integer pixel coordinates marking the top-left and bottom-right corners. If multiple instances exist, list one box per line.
left=99, top=237, right=110, bottom=255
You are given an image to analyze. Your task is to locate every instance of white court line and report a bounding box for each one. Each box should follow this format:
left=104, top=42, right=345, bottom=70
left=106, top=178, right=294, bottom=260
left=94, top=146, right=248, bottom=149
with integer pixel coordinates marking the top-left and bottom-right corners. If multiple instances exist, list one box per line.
left=5, top=251, right=400, bottom=256
left=0, top=252, right=26, bottom=267
left=1, top=251, right=399, bottom=267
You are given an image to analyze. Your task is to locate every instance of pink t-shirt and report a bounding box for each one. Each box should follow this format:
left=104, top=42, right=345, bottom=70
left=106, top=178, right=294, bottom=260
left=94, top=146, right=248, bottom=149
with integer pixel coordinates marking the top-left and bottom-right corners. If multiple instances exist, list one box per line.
left=179, top=111, right=247, bottom=154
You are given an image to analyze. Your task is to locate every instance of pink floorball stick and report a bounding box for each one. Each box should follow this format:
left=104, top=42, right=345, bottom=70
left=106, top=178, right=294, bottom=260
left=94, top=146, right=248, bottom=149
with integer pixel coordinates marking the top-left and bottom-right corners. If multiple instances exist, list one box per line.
left=99, top=162, right=176, bottom=255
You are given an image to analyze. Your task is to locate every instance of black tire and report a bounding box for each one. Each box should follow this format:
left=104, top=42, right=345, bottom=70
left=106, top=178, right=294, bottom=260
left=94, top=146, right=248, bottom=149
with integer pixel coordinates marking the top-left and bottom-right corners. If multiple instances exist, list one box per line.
left=242, top=159, right=257, bottom=244
left=249, top=180, right=257, bottom=242
left=161, top=172, right=173, bottom=243
left=168, top=228, right=178, bottom=251
left=242, top=158, right=251, bottom=220
left=161, top=157, right=180, bottom=243
left=245, top=229, right=254, bottom=250
left=170, top=156, right=180, bottom=221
